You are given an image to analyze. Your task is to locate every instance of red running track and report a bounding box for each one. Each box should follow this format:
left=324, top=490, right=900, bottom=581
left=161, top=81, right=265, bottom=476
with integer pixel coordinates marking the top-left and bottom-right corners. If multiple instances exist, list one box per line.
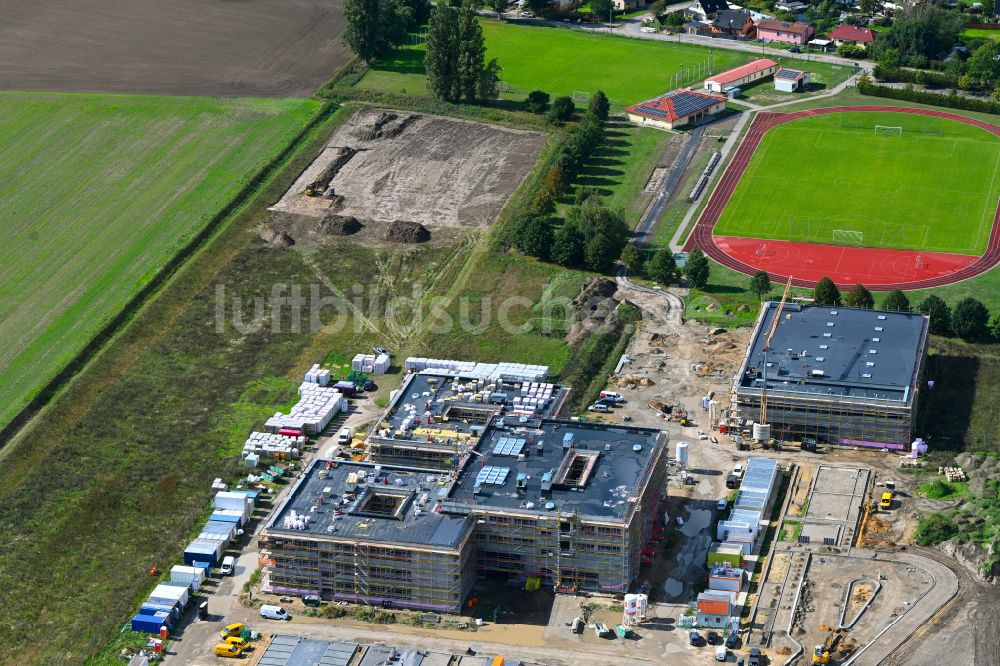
left=683, top=105, right=1000, bottom=290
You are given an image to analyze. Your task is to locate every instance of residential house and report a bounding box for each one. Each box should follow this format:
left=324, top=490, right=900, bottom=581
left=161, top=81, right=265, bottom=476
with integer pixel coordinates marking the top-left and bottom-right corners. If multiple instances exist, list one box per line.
left=756, top=19, right=815, bottom=44
left=713, top=9, right=755, bottom=37
left=829, top=24, right=878, bottom=48
left=625, top=89, right=727, bottom=130
left=685, top=0, right=731, bottom=21
left=704, top=58, right=777, bottom=92
left=696, top=590, right=735, bottom=627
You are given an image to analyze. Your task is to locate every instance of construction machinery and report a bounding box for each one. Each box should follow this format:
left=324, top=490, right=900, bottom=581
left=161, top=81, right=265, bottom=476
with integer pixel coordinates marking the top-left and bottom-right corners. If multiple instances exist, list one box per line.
left=813, top=629, right=845, bottom=664
left=756, top=276, right=793, bottom=442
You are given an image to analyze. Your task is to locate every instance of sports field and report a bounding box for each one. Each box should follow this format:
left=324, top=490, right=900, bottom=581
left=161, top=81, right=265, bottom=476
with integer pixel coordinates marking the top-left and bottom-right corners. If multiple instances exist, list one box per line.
left=713, top=110, right=1000, bottom=255
left=0, top=92, right=320, bottom=428
left=358, top=19, right=748, bottom=103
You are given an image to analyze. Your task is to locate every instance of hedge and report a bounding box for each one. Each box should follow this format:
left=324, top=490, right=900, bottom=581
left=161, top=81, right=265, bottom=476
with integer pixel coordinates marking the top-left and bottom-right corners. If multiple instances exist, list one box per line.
left=857, top=76, right=1000, bottom=115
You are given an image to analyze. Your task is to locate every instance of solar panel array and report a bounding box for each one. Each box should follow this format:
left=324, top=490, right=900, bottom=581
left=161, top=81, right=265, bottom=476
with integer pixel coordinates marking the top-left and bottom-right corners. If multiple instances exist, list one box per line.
left=476, top=465, right=511, bottom=486
left=493, top=436, right=526, bottom=456
left=632, top=91, right=719, bottom=120
left=776, top=68, right=803, bottom=79
left=671, top=91, right=716, bottom=116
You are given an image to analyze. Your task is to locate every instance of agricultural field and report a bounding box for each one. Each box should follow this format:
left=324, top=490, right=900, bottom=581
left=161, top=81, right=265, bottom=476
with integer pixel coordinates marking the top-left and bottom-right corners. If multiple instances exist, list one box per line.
left=0, top=92, right=321, bottom=430
left=0, top=0, right=350, bottom=96
left=357, top=19, right=750, bottom=104
left=712, top=110, right=1000, bottom=255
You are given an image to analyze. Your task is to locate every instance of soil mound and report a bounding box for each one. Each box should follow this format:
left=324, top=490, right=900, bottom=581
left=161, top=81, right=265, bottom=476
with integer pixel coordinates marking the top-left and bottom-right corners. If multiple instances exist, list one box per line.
left=317, top=214, right=363, bottom=236
left=259, top=228, right=295, bottom=248
left=385, top=220, right=430, bottom=243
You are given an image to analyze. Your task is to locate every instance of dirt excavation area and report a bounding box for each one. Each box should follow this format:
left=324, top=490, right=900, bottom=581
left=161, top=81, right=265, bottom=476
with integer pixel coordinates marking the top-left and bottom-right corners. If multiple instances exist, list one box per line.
left=271, top=108, right=546, bottom=231
left=0, top=0, right=350, bottom=96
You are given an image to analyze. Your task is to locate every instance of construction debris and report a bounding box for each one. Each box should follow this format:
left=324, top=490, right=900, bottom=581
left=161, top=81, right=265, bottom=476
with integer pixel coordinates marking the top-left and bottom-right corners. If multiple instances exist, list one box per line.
left=941, top=466, right=967, bottom=482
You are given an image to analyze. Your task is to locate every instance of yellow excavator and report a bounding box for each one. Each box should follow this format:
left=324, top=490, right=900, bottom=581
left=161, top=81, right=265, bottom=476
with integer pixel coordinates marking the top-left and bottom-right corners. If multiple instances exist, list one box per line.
left=813, top=630, right=844, bottom=664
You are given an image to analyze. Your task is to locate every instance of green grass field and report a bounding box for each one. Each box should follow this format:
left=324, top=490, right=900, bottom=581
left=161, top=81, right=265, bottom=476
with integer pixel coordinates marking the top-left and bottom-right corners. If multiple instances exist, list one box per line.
left=0, top=92, right=320, bottom=429
left=713, top=111, right=1000, bottom=255
left=962, top=27, right=1000, bottom=41
left=358, top=20, right=750, bottom=103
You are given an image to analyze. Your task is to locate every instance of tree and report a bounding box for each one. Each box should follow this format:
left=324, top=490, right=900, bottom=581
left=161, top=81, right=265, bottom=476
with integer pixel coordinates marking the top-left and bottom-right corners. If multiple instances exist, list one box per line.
left=844, top=283, right=875, bottom=309
left=967, top=41, right=1000, bottom=86
left=490, top=0, right=508, bottom=18
left=548, top=96, right=576, bottom=123
left=381, top=0, right=416, bottom=48
left=620, top=245, right=645, bottom=276
left=478, top=58, right=501, bottom=101
left=524, top=0, right=550, bottom=16
left=859, top=0, right=880, bottom=15
left=883, top=290, right=910, bottom=312
left=584, top=233, right=616, bottom=273
left=525, top=90, right=550, bottom=113
left=650, top=0, right=667, bottom=16
left=951, top=297, right=990, bottom=340
left=918, top=295, right=951, bottom=336
left=588, top=90, right=610, bottom=122
left=813, top=277, right=841, bottom=306
left=749, top=270, right=771, bottom=300
left=425, top=6, right=460, bottom=101
left=591, top=0, right=613, bottom=23
left=552, top=223, right=585, bottom=267
left=457, top=6, right=486, bottom=102
left=684, top=249, right=710, bottom=289
left=647, top=248, right=677, bottom=284
left=870, top=6, right=964, bottom=66
left=344, top=0, right=383, bottom=63
left=513, top=214, right=554, bottom=260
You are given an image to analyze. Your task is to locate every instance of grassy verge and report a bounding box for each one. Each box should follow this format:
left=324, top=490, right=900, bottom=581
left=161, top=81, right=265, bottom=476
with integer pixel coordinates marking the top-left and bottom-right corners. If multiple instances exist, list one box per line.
left=777, top=520, right=802, bottom=542
left=916, top=479, right=969, bottom=499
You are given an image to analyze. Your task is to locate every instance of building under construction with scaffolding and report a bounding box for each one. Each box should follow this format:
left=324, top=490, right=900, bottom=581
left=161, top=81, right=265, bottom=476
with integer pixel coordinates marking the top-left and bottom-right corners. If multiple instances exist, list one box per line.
left=261, top=417, right=668, bottom=612
left=731, top=302, right=929, bottom=450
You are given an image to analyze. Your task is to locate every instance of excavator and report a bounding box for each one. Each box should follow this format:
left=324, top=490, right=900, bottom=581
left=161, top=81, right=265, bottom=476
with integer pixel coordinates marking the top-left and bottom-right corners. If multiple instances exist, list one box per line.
left=813, top=629, right=845, bottom=664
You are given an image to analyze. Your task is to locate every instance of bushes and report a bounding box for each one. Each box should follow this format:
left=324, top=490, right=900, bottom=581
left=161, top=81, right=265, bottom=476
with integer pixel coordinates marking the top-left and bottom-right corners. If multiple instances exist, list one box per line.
left=871, top=65, right=956, bottom=88
left=858, top=74, right=1000, bottom=115
left=914, top=512, right=959, bottom=545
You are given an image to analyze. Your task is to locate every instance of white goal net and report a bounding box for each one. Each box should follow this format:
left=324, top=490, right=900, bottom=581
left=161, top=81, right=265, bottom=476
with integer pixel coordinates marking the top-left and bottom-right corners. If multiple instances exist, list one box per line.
left=875, top=125, right=902, bottom=136
left=833, top=229, right=864, bottom=245
left=572, top=91, right=591, bottom=102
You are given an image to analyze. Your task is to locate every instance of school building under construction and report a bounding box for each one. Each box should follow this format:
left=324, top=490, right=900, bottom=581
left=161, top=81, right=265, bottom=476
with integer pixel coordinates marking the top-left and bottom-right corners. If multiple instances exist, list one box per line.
left=261, top=414, right=669, bottom=612
left=731, top=303, right=929, bottom=450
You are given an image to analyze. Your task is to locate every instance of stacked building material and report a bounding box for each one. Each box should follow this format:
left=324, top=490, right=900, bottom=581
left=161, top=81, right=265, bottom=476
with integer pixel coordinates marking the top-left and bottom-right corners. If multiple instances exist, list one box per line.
left=243, top=431, right=305, bottom=460
left=404, top=357, right=548, bottom=382
left=304, top=364, right=331, bottom=386
left=265, top=383, right=347, bottom=435
left=510, top=381, right=556, bottom=416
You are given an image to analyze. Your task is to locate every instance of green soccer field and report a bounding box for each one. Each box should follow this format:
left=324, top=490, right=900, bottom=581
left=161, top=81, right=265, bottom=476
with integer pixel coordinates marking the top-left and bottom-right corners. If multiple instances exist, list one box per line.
left=358, top=20, right=750, bottom=103
left=712, top=111, right=1000, bottom=255
left=0, top=92, right=320, bottom=428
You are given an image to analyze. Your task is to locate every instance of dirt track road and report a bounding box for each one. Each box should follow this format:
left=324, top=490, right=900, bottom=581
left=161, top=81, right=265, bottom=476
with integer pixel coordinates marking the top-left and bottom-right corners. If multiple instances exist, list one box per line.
left=0, top=0, right=350, bottom=97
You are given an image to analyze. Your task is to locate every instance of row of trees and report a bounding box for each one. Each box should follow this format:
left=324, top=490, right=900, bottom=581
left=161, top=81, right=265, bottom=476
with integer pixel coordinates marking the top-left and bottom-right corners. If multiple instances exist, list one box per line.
left=857, top=74, right=1000, bottom=116
left=621, top=246, right=711, bottom=288
left=344, top=0, right=428, bottom=64
left=425, top=4, right=500, bottom=103
left=811, top=277, right=997, bottom=342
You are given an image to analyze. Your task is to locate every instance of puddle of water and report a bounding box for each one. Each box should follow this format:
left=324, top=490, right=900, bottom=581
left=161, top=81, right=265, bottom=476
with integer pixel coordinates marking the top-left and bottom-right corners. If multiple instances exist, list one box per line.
left=664, top=578, right=683, bottom=598
left=681, top=508, right=711, bottom=538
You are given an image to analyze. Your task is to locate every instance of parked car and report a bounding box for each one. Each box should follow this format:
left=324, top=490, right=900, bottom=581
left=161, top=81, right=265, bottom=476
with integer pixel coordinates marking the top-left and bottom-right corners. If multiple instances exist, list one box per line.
left=303, top=595, right=322, bottom=607
left=789, top=45, right=801, bottom=53
left=716, top=499, right=728, bottom=511
left=707, top=630, right=719, bottom=645
left=675, top=516, right=685, bottom=527
left=748, top=647, right=762, bottom=666
left=641, top=25, right=657, bottom=33
left=726, top=474, right=739, bottom=489
left=219, top=623, right=245, bottom=639
left=716, top=644, right=728, bottom=661
left=880, top=491, right=893, bottom=509
left=224, top=636, right=250, bottom=651
left=697, top=430, right=709, bottom=440
left=214, top=643, right=243, bottom=658
left=732, top=464, right=744, bottom=478
left=599, top=391, right=625, bottom=403
left=689, top=630, right=703, bottom=646
left=337, top=427, right=353, bottom=445
left=219, top=555, right=236, bottom=576
left=588, top=404, right=610, bottom=413
left=726, top=631, right=740, bottom=649
left=363, top=379, right=377, bottom=392
left=596, top=397, right=618, bottom=408
left=260, top=605, right=290, bottom=620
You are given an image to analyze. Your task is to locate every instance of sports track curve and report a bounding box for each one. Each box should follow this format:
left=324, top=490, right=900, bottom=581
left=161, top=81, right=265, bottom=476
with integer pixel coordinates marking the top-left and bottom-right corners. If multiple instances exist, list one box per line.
left=682, top=105, right=1000, bottom=290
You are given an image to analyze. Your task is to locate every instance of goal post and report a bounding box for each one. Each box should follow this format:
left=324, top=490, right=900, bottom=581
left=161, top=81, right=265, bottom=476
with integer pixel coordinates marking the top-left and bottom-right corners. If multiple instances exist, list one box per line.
left=874, top=125, right=903, bottom=136
left=833, top=229, right=864, bottom=245
left=572, top=91, right=591, bottom=103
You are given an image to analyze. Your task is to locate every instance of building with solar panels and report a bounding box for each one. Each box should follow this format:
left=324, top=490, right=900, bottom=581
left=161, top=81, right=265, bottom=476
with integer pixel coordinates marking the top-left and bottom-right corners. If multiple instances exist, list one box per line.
left=261, top=418, right=668, bottom=612
left=625, top=89, right=727, bottom=130
left=731, top=302, right=929, bottom=450
left=774, top=68, right=809, bottom=92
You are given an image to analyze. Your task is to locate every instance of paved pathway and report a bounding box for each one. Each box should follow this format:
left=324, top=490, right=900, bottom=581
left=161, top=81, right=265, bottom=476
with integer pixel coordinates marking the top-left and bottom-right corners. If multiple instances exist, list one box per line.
left=633, top=125, right=705, bottom=249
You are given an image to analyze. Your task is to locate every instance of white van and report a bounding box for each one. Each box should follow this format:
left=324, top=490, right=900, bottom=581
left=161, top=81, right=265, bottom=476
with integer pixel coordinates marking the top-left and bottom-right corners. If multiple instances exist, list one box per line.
left=588, top=404, right=610, bottom=413
left=260, top=605, right=290, bottom=621
left=715, top=644, right=728, bottom=661
left=337, top=427, right=353, bottom=445
left=219, top=556, right=236, bottom=576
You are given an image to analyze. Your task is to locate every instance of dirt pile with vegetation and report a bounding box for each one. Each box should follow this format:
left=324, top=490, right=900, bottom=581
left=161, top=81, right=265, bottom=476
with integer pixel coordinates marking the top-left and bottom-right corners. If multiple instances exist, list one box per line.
left=385, top=220, right=430, bottom=243
left=317, top=214, right=363, bottom=236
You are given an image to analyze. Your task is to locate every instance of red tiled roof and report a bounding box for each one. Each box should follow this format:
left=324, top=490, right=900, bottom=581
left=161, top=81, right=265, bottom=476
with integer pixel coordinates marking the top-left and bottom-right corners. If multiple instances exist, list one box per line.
left=830, top=25, right=877, bottom=42
left=707, top=59, right=777, bottom=86
left=756, top=19, right=812, bottom=34
left=625, top=89, right=727, bottom=122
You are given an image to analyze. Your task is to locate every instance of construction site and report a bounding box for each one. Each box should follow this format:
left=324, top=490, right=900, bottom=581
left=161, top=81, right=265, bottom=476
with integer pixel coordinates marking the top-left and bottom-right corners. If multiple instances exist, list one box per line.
left=260, top=357, right=669, bottom=613
left=730, top=301, right=930, bottom=450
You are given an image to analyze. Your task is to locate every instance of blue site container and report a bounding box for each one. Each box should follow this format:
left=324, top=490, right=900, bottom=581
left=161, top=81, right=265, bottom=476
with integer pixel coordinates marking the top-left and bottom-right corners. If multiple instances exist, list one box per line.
left=183, top=540, right=222, bottom=567
left=231, top=489, right=260, bottom=505
left=131, top=612, right=170, bottom=634
left=141, top=600, right=179, bottom=619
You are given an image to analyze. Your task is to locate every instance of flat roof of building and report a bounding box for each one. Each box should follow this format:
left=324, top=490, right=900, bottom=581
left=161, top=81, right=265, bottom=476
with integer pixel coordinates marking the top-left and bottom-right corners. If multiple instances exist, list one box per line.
left=444, top=419, right=666, bottom=521
left=256, top=636, right=358, bottom=666
left=737, top=302, right=928, bottom=403
left=265, top=459, right=473, bottom=549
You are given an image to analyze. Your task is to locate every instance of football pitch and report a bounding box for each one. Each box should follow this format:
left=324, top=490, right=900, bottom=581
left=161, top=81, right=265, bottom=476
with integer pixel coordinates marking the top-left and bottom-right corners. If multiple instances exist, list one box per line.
left=0, top=92, right=320, bottom=428
left=713, top=110, right=1000, bottom=255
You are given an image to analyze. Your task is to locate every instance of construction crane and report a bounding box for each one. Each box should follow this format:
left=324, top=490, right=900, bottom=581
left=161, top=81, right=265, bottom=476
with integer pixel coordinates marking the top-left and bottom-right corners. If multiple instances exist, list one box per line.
left=757, top=276, right=793, bottom=440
